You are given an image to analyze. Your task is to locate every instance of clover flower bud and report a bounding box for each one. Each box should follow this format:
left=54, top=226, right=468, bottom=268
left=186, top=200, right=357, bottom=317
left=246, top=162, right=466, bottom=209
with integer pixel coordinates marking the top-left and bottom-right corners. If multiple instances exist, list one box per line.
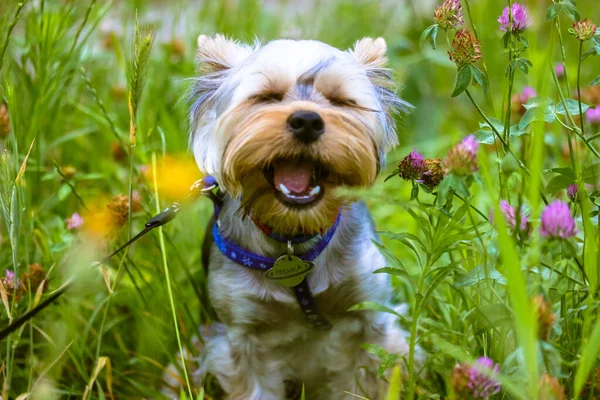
left=434, top=0, right=464, bottom=31
left=570, top=19, right=598, bottom=41
left=448, top=29, right=482, bottom=66
left=444, top=135, right=479, bottom=176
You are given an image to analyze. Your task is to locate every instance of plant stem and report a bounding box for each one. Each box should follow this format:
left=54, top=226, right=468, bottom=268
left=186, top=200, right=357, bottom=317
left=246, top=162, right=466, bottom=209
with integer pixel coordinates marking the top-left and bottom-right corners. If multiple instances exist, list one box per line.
left=504, top=42, right=515, bottom=146
left=453, top=192, right=489, bottom=221
left=151, top=153, right=194, bottom=399
left=576, top=41, right=585, bottom=137
left=465, top=89, right=549, bottom=205
left=406, top=257, right=432, bottom=400
left=463, top=0, right=496, bottom=116
left=555, top=19, right=572, bottom=96
left=0, top=1, right=28, bottom=74
left=551, top=64, right=600, bottom=160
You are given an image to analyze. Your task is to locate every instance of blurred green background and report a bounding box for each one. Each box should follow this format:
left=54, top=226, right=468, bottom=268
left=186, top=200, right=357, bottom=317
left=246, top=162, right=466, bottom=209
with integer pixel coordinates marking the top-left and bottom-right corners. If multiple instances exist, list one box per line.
left=0, top=0, right=599, bottom=398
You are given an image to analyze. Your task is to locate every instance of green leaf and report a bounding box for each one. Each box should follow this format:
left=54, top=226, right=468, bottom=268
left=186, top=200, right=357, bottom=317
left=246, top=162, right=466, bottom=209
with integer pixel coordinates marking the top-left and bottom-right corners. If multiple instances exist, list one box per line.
left=474, top=129, right=495, bottom=145
left=479, top=117, right=504, bottom=133
left=374, top=267, right=411, bottom=279
left=546, top=166, right=576, bottom=180
left=574, top=320, right=600, bottom=398
left=455, top=265, right=507, bottom=287
left=420, top=24, right=438, bottom=50
left=555, top=98, right=591, bottom=115
left=546, top=174, right=574, bottom=194
left=509, top=124, right=527, bottom=138
left=582, top=163, right=600, bottom=184
left=593, top=75, right=600, bottom=87
left=470, top=65, right=488, bottom=95
left=373, top=241, right=405, bottom=269
left=451, top=65, right=472, bottom=98
left=519, top=96, right=556, bottom=129
left=545, top=3, right=563, bottom=21
left=522, top=96, right=554, bottom=111
left=360, top=344, right=399, bottom=378
left=348, top=302, right=401, bottom=318
left=410, top=183, right=419, bottom=200
left=563, top=4, right=580, bottom=21
left=384, top=169, right=400, bottom=182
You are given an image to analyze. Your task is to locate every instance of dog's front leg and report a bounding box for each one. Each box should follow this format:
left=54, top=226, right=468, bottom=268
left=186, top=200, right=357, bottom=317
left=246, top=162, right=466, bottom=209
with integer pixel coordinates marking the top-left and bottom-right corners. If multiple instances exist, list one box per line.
left=202, top=328, right=287, bottom=400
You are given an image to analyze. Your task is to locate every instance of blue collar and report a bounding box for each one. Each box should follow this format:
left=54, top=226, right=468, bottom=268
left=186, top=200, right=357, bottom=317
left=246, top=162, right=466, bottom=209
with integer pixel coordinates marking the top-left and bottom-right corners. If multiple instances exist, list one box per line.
left=211, top=213, right=341, bottom=329
left=212, top=213, right=341, bottom=271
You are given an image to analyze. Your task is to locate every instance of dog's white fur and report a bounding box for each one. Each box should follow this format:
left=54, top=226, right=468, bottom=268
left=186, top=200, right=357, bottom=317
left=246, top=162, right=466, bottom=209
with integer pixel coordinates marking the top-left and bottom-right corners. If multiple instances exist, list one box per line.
left=164, top=36, right=416, bottom=399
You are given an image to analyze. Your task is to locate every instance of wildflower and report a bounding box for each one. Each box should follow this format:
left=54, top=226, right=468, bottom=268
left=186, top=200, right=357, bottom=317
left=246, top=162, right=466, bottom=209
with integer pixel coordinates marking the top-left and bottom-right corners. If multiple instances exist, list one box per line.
left=567, top=184, right=578, bottom=202
left=60, top=165, right=77, bottom=180
left=0, top=101, right=9, bottom=138
left=570, top=19, right=598, bottom=41
left=539, top=374, right=566, bottom=400
left=168, top=38, right=186, bottom=57
left=1, top=270, right=23, bottom=302
left=448, top=29, right=482, bottom=66
left=511, top=86, right=538, bottom=116
left=66, top=212, right=85, bottom=230
left=540, top=201, right=577, bottom=239
left=587, top=107, right=600, bottom=125
left=21, top=264, right=46, bottom=292
left=107, top=192, right=142, bottom=228
left=452, top=357, right=501, bottom=399
left=496, top=200, right=530, bottom=234
left=111, top=141, right=127, bottom=162
left=398, top=150, right=427, bottom=181
left=434, top=0, right=464, bottom=31
left=554, top=63, right=565, bottom=79
left=532, top=295, right=556, bottom=341
left=151, top=155, right=203, bottom=200
left=444, top=135, right=479, bottom=176
left=498, top=3, right=531, bottom=33
left=421, top=158, right=445, bottom=190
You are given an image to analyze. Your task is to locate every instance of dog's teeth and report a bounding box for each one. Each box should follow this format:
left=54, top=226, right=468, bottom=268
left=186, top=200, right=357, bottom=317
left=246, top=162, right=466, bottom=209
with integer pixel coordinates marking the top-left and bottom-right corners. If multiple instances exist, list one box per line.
left=279, top=184, right=291, bottom=195
left=309, top=186, right=321, bottom=196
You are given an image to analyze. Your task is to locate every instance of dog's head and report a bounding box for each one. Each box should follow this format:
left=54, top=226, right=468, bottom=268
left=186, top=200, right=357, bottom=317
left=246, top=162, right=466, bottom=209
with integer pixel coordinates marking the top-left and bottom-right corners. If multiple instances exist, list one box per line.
left=189, top=35, right=410, bottom=234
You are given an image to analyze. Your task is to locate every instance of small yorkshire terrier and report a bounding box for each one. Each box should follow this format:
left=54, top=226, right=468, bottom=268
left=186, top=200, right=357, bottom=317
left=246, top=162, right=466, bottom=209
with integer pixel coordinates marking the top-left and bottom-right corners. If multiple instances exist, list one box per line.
left=164, top=35, right=415, bottom=399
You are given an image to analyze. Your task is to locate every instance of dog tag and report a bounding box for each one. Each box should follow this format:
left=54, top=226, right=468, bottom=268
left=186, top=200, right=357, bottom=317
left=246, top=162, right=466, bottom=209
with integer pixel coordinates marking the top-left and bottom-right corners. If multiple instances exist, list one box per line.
left=265, top=255, right=315, bottom=287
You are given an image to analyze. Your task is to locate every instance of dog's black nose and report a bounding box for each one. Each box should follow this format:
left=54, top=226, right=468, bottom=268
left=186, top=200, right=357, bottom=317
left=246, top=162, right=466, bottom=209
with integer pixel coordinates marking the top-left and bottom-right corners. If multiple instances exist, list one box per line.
left=287, top=111, right=325, bottom=143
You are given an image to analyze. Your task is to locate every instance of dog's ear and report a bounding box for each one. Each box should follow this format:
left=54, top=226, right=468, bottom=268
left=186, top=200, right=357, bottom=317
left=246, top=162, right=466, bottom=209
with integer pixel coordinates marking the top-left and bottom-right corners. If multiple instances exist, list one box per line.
left=349, top=37, right=388, bottom=68
left=196, top=34, right=253, bottom=73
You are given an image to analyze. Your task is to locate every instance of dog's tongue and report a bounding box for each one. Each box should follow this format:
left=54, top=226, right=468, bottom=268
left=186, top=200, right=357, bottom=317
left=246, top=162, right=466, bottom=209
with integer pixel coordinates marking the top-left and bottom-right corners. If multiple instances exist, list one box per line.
left=274, top=160, right=313, bottom=194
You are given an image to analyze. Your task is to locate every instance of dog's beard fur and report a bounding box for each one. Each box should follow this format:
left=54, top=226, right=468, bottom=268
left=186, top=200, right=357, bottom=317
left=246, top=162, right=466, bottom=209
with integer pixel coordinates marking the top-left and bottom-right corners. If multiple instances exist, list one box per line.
left=218, top=101, right=379, bottom=235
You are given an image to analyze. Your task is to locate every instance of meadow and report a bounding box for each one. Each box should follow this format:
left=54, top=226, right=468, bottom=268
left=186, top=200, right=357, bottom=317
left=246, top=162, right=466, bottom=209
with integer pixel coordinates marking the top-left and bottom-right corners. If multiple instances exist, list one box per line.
left=0, top=0, right=599, bottom=398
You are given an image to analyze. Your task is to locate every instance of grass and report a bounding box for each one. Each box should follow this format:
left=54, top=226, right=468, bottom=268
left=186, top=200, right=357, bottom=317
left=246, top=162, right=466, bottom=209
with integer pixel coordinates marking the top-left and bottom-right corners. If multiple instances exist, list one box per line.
left=0, top=0, right=599, bottom=398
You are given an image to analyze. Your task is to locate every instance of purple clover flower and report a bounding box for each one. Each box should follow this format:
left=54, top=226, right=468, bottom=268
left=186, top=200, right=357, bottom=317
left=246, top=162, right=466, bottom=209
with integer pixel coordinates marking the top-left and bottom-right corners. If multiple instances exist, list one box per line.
left=498, top=3, right=531, bottom=33
left=66, top=212, right=84, bottom=230
left=555, top=63, right=565, bottom=79
left=444, top=135, right=479, bottom=176
left=567, top=184, right=578, bottom=202
left=587, top=107, right=600, bottom=125
left=499, top=200, right=530, bottom=233
left=398, top=149, right=427, bottom=181
left=469, top=357, right=502, bottom=399
left=540, top=201, right=577, bottom=239
left=452, top=357, right=501, bottom=399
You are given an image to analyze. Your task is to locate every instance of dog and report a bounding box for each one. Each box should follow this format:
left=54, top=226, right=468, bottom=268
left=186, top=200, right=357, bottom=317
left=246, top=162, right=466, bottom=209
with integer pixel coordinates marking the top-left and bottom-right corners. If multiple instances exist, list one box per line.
left=164, top=35, right=415, bottom=400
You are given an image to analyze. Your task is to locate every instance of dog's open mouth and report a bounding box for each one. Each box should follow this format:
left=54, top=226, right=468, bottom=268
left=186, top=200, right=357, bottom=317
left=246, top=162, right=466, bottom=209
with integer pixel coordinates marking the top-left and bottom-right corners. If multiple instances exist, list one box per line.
left=263, top=159, right=328, bottom=206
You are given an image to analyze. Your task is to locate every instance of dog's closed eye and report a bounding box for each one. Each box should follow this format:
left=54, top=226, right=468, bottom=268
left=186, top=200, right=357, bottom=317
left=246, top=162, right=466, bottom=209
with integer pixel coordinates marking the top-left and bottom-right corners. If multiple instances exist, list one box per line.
left=328, top=96, right=376, bottom=112
left=249, top=92, right=285, bottom=103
